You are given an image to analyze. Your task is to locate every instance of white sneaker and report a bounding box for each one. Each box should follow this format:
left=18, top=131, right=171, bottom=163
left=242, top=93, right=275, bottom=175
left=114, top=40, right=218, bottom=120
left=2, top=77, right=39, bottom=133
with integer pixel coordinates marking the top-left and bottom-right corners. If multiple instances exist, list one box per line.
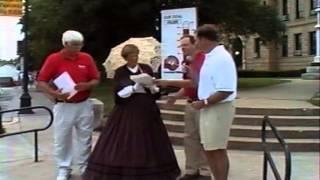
left=80, top=165, right=87, bottom=175
left=56, top=171, right=71, bottom=180
left=56, top=175, right=69, bottom=180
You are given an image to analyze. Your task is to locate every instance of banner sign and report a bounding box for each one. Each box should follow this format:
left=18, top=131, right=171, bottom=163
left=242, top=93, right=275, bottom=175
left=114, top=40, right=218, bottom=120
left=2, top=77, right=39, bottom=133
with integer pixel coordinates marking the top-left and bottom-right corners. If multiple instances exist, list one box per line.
left=161, top=7, right=197, bottom=80
left=0, top=0, right=23, bottom=16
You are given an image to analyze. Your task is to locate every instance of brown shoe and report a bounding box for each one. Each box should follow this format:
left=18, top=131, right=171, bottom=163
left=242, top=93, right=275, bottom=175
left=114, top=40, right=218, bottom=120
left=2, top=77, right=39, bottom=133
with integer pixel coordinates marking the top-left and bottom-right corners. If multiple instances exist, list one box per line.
left=198, top=175, right=212, bottom=180
left=179, top=173, right=200, bottom=180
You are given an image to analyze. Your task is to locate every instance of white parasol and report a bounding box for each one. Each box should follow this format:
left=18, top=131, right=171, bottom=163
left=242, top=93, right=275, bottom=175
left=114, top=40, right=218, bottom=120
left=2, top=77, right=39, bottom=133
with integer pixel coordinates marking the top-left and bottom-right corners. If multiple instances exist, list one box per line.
left=103, top=37, right=161, bottom=78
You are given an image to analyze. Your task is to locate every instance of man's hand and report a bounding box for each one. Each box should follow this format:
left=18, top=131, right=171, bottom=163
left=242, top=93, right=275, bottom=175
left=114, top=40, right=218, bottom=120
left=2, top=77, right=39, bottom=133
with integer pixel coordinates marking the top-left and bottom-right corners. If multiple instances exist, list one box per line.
left=191, top=100, right=205, bottom=110
left=153, top=79, right=169, bottom=87
left=75, top=82, right=92, bottom=91
left=54, top=89, right=70, bottom=101
left=183, top=64, right=194, bottom=79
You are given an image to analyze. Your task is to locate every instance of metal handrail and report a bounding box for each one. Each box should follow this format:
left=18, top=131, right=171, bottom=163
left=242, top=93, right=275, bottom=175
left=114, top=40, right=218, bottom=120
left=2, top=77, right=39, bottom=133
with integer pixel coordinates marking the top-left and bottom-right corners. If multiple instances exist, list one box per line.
left=262, top=115, right=292, bottom=180
left=0, top=106, right=53, bottom=162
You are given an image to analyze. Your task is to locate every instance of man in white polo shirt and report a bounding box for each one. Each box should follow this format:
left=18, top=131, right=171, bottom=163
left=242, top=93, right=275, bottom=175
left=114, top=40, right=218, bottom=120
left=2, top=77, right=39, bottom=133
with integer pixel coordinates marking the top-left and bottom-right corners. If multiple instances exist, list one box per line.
left=191, top=24, right=237, bottom=180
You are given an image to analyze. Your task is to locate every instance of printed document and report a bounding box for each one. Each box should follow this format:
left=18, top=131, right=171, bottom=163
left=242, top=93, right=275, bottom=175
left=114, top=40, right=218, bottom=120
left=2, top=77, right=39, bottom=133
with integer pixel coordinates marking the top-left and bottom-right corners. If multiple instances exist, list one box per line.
left=53, top=72, right=77, bottom=99
left=130, top=73, right=154, bottom=86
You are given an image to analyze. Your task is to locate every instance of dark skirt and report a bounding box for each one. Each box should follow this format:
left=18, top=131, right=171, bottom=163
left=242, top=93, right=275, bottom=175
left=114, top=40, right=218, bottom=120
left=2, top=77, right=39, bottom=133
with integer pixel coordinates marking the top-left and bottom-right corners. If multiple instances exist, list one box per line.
left=83, top=94, right=181, bottom=180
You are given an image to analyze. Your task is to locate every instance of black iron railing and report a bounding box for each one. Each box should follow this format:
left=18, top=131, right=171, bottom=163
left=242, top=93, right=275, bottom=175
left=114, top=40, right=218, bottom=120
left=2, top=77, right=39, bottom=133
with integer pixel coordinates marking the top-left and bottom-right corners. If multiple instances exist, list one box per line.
left=262, top=115, right=292, bottom=180
left=0, top=106, right=53, bottom=162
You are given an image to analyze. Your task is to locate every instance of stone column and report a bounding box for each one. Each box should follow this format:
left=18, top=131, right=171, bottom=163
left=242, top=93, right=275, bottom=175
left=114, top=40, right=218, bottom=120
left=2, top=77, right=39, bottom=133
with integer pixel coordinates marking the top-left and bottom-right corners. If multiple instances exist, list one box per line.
left=302, top=1, right=320, bottom=80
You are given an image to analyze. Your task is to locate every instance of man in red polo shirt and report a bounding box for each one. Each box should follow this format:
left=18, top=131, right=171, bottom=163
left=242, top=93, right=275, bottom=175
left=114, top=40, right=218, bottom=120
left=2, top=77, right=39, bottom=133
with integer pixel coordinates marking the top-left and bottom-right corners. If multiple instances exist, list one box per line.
left=156, top=35, right=210, bottom=180
left=37, top=30, right=100, bottom=180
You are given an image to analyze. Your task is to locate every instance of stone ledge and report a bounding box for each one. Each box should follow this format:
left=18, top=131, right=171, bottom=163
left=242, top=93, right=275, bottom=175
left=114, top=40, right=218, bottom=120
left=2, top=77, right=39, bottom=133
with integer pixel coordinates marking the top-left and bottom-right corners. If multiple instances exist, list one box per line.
left=307, top=66, right=320, bottom=73
left=89, top=98, right=105, bottom=129
left=301, top=72, right=320, bottom=80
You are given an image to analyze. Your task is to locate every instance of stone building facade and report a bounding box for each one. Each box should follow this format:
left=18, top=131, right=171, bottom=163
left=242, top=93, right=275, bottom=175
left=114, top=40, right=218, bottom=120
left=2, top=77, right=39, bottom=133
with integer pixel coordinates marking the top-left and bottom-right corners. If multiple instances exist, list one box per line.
left=242, top=0, right=317, bottom=70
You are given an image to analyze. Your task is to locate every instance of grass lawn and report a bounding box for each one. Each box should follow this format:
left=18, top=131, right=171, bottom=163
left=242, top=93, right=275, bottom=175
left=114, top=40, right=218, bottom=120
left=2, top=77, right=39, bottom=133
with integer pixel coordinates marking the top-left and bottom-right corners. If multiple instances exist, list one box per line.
left=90, top=79, right=114, bottom=115
left=92, top=78, right=290, bottom=114
left=238, top=78, right=290, bottom=90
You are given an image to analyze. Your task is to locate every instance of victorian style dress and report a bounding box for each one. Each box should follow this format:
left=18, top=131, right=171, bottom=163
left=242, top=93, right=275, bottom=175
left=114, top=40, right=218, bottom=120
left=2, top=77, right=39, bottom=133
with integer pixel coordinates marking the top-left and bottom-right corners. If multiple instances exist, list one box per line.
left=83, top=63, right=180, bottom=180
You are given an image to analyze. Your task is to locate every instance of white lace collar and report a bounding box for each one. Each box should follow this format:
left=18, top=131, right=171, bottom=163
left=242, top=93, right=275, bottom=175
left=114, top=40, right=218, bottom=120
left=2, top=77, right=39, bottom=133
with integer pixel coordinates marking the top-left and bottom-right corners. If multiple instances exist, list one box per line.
left=127, top=65, right=139, bottom=73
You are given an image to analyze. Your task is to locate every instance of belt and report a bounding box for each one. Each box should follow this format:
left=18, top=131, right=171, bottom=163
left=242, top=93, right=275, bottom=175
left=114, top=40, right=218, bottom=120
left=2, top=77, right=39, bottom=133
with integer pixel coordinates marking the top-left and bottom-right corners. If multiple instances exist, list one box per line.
left=55, top=98, right=88, bottom=104
left=187, top=99, right=193, bottom=103
left=187, top=98, right=198, bottom=103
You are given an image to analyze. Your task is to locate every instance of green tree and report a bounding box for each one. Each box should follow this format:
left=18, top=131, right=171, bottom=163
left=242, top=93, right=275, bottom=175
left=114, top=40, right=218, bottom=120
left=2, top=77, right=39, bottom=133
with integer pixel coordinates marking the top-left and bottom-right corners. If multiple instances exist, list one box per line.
left=27, top=0, right=284, bottom=69
left=28, top=0, right=160, bottom=70
left=165, top=0, right=285, bottom=41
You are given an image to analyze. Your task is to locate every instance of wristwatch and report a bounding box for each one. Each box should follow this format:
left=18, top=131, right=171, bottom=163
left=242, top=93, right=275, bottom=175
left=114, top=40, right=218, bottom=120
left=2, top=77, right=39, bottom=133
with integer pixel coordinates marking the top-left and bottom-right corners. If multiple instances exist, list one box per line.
left=203, top=99, right=209, bottom=105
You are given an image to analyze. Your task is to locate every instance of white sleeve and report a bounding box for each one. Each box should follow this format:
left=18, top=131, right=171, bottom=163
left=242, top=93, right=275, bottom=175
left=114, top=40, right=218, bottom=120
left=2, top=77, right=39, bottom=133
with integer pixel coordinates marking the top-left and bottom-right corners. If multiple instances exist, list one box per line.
left=117, top=85, right=134, bottom=98
left=215, top=57, right=237, bottom=92
left=117, top=83, right=147, bottom=98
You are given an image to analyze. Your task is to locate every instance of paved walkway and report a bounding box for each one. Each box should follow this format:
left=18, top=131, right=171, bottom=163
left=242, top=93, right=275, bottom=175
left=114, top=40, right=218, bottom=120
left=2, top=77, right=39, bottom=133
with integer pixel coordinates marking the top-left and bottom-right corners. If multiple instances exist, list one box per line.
left=0, top=79, right=319, bottom=180
left=236, top=78, right=320, bottom=109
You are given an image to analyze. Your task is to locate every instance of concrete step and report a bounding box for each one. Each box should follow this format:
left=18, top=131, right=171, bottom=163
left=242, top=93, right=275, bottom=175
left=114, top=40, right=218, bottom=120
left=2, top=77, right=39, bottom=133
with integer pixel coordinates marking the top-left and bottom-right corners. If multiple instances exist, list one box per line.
left=168, top=132, right=320, bottom=152
left=161, top=110, right=184, bottom=121
left=301, top=72, right=320, bottom=80
left=158, top=102, right=320, bottom=116
left=307, top=66, right=320, bottom=73
left=233, top=115, right=320, bottom=127
left=163, top=120, right=320, bottom=139
left=231, top=125, right=320, bottom=139
left=161, top=110, right=320, bottom=126
left=163, top=120, right=184, bottom=133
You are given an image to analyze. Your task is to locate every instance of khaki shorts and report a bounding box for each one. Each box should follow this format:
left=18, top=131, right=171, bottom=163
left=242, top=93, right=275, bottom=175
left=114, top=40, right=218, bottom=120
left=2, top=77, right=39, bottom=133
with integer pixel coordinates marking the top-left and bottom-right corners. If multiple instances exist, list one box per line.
left=199, top=101, right=235, bottom=151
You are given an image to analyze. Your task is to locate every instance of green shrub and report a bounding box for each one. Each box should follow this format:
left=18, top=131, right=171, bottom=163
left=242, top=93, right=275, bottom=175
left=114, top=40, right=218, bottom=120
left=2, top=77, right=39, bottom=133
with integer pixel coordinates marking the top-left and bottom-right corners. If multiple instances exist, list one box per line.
left=238, top=69, right=306, bottom=77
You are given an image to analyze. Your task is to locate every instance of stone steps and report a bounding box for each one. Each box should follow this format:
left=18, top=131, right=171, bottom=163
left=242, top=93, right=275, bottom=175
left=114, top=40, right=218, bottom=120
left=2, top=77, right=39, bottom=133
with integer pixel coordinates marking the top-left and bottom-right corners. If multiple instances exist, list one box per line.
left=163, top=120, right=320, bottom=139
left=161, top=110, right=320, bottom=127
left=168, top=132, right=320, bottom=152
left=158, top=102, right=320, bottom=116
left=158, top=101, right=320, bottom=152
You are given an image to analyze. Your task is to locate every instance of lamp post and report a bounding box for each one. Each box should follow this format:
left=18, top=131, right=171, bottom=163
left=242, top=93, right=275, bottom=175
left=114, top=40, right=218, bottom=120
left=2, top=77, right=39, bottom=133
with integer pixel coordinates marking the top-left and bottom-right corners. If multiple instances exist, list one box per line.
left=19, top=0, right=33, bottom=114
left=0, top=107, right=4, bottom=134
left=302, top=0, right=320, bottom=79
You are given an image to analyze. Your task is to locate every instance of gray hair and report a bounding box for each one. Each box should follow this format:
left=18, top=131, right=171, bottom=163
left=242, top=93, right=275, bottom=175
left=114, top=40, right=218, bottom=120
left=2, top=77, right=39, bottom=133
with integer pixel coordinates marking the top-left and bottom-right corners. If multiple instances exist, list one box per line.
left=62, top=30, right=84, bottom=46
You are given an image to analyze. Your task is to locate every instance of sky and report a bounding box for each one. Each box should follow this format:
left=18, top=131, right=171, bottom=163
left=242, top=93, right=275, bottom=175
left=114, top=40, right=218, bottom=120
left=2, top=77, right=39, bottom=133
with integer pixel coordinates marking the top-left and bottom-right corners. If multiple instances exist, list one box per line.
left=0, top=16, right=24, bottom=60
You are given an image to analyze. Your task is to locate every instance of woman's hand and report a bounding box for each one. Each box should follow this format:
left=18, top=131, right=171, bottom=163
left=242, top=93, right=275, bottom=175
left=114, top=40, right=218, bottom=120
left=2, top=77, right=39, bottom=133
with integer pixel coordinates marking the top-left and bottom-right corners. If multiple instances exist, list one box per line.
left=191, top=100, right=205, bottom=110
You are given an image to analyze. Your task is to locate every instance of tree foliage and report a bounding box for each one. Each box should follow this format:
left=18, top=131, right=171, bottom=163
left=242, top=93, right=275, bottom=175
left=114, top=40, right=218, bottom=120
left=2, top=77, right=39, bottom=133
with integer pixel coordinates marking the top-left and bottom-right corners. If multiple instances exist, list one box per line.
left=27, top=0, right=285, bottom=69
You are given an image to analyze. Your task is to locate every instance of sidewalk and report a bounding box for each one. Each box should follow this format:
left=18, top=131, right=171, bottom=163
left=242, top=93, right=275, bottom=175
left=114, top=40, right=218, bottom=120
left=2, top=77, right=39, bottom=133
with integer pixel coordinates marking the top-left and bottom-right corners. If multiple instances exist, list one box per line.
left=0, top=79, right=319, bottom=180
left=1, top=131, right=319, bottom=180
left=236, top=78, right=320, bottom=109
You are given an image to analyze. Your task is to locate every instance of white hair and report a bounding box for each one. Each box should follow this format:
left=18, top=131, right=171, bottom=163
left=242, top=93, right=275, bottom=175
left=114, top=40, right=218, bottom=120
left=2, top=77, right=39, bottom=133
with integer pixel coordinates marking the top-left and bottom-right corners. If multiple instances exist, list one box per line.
left=62, top=30, right=84, bottom=46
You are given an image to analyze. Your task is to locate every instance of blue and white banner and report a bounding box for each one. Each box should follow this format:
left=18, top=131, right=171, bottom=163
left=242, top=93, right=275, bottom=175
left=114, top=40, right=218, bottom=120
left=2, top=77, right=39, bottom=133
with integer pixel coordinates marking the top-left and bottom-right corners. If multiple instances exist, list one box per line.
left=161, top=7, right=197, bottom=80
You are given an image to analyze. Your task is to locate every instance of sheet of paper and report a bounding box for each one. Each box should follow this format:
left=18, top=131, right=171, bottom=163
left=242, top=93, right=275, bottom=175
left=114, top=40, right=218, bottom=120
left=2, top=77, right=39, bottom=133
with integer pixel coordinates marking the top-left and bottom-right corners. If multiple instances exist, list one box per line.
left=130, top=73, right=153, bottom=85
left=53, top=72, right=77, bottom=99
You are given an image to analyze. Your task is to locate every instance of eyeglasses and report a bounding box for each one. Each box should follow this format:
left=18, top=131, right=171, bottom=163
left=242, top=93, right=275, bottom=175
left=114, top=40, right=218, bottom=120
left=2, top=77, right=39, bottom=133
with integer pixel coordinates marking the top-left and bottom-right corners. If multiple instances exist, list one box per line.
left=66, top=42, right=83, bottom=47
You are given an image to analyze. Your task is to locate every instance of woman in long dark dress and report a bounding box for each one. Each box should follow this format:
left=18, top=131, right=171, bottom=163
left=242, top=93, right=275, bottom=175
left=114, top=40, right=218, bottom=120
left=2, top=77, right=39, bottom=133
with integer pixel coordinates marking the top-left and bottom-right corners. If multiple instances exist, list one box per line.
left=83, top=44, right=180, bottom=180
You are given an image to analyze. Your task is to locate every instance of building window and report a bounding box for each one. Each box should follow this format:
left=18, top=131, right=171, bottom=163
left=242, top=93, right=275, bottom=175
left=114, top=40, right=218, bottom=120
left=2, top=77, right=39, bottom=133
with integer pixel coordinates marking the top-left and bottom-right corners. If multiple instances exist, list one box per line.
left=282, top=35, right=288, bottom=57
left=310, top=0, right=317, bottom=15
left=309, top=31, right=316, bottom=55
left=280, top=0, right=289, bottom=21
left=294, top=33, right=302, bottom=56
left=283, top=0, right=288, bottom=15
left=296, top=0, right=304, bottom=19
left=254, top=38, right=261, bottom=58
left=311, top=0, right=317, bottom=9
